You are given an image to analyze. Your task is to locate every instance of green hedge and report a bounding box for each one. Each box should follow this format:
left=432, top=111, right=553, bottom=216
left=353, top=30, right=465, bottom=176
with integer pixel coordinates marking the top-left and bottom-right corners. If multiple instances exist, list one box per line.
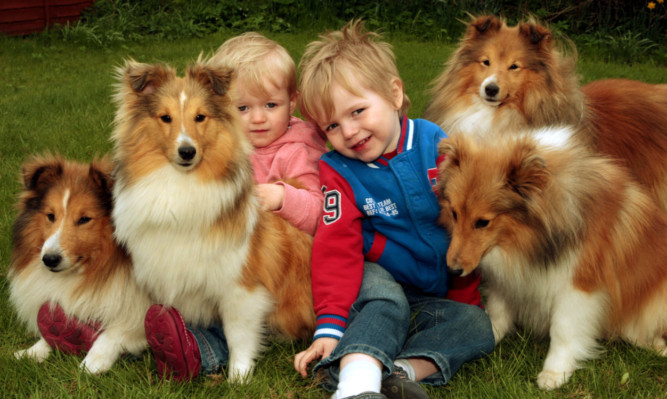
left=29, top=0, right=665, bottom=64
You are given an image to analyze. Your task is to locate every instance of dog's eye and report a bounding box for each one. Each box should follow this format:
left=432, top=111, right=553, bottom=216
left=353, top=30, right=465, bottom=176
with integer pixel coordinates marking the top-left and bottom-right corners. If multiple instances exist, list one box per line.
left=482, top=59, right=490, bottom=66
left=47, top=213, right=55, bottom=222
left=77, top=216, right=92, bottom=225
left=475, top=219, right=489, bottom=229
left=452, top=211, right=458, bottom=221
left=160, top=115, right=172, bottom=123
left=195, top=114, right=206, bottom=122
left=509, top=64, right=519, bottom=70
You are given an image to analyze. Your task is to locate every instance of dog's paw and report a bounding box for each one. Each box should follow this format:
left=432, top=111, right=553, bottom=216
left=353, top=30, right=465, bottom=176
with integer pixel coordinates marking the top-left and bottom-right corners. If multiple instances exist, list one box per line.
left=14, top=339, right=52, bottom=362
left=537, top=369, right=570, bottom=390
left=80, top=353, right=113, bottom=374
left=651, top=336, right=667, bottom=356
left=227, top=361, right=254, bottom=384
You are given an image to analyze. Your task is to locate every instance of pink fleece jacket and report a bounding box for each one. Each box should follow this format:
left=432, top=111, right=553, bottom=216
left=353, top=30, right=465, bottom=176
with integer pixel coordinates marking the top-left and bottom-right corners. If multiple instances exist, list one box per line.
left=251, top=116, right=328, bottom=235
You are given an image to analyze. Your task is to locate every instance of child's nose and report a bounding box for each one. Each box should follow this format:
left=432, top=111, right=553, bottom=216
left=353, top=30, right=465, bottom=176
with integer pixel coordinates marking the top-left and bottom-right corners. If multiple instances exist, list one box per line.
left=341, top=121, right=358, bottom=138
left=250, top=108, right=266, bottom=123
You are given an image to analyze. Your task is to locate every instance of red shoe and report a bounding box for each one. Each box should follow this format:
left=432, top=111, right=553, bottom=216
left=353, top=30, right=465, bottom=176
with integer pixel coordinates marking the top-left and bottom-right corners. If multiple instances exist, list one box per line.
left=37, top=302, right=102, bottom=355
left=145, top=304, right=201, bottom=381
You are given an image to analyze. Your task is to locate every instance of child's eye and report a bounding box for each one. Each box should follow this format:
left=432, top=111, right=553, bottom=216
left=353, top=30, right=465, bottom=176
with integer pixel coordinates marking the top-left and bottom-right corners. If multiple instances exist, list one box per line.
left=237, top=105, right=248, bottom=112
left=352, top=108, right=364, bottom=116
left=325, top=123, right=339, bottom=132
left=266, top=102, right=277, bottom=109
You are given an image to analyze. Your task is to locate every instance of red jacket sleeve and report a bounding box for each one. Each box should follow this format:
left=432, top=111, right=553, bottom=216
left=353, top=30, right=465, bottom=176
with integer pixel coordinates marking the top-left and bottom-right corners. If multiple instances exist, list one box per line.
left=311, top=160, right=365, bottom=339
left=446, top=270, right=483, bottom=308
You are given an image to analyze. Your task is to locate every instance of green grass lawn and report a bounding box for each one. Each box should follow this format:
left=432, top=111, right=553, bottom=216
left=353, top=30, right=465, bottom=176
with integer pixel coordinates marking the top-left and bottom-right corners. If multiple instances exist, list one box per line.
left=0, top=30, right=665, bottom=398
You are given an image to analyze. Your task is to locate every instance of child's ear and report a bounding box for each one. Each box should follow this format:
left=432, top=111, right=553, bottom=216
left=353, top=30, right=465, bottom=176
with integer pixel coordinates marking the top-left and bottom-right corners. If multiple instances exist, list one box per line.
left=390, top=78, right=404, bottom=110
left=290, top=91, right=299, bottom=115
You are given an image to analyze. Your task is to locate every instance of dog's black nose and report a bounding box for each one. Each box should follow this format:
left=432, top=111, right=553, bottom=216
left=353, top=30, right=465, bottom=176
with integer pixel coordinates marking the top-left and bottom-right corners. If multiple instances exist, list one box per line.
left=447, top=267, right=464, bottom=276
left=485, top=83, right=499, bottom=98
left=178, top=146, right=196, bottom=161
left=42, top=254, right=62, bottom=268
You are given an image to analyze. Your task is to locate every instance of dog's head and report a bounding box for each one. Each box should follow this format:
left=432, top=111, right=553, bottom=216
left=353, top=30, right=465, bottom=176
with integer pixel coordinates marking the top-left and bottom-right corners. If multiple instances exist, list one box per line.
left=112, top=59, right=249, bottom=181
left=436, top=134, right=549, bottom=275
left=456, top=15, right=558, bottom=108
left=13, top=155, right=116, bottom=274
left=465, top=15, right=554, bottom=106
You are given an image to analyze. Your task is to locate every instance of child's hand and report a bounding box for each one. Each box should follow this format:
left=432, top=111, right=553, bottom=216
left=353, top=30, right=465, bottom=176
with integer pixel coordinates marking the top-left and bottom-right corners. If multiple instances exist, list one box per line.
left=256, top=183, right=285, bottom=211
left=294, top=337, right=339, bottom=378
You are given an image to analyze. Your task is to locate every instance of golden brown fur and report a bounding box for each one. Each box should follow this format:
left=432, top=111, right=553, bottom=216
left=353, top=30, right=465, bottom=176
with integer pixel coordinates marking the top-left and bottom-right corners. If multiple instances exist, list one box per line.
left=9, top=154, right=150, bottom=373
left=424, top=15, right=667, bottom=211
left=111, top=59, right=315, bottom=381
left=435, top=131, right=667, bottom=389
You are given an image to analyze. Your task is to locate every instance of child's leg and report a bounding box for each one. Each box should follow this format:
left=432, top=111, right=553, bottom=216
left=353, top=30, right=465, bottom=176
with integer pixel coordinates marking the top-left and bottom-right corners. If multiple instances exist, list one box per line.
left=398, top=291, right=495, bottom=386
left=189, top=322, right=229, bottom=374
left=314, top=262, right=410, bottom=396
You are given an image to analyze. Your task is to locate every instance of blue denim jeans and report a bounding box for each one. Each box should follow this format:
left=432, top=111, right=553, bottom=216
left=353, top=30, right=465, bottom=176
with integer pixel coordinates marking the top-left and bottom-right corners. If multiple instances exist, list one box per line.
left=314, top=262, right=495, bottom=390
left=188, top=323, right=229, bottom=375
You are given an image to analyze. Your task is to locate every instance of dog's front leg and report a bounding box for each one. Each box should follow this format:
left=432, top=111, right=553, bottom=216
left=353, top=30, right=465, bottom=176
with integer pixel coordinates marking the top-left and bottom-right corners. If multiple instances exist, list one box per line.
left=537, top=289, right=605, bottom=390
left=484, top=286, right=515, bottom=344
left=220, top=285, right=273, bottom=383
left=80, top=330, right=124, bottom=374
left=15, top=337, right=52, bottom=362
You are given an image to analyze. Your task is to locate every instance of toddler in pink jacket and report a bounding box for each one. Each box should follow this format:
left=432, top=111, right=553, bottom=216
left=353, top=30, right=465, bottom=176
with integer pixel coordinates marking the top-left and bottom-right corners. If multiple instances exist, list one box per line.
left=214, top=32, right=328, bottom=235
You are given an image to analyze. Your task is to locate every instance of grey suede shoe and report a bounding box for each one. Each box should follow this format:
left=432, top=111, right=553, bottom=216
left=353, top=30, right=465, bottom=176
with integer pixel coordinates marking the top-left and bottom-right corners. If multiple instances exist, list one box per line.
left=341, top=392, right=387, bottom=399
left=380, top=366, right=429, bottom=399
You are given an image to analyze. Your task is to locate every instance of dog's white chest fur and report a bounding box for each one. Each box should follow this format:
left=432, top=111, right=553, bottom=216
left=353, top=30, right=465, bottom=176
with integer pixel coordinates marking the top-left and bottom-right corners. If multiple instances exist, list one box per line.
left=113, top=165, right=259, bottom=325
left=447, top=100, right=497, bottom=138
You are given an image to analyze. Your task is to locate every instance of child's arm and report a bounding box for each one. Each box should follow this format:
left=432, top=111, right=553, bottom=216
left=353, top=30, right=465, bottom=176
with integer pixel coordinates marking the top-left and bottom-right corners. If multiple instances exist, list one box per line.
left=271, top=146, right=323, bottom=235
left=294, top=160, right=365, bottom=376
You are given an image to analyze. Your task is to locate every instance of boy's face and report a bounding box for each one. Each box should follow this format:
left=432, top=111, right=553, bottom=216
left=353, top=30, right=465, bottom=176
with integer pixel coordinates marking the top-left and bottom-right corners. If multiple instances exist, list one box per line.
left=316, top=77, right=403, bottom=163
left=236, top=77, right=296, bottom=148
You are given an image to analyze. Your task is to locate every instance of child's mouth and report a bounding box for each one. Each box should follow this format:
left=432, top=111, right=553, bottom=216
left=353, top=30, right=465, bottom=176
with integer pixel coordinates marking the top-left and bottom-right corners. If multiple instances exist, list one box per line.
left=352, top=137, right=370, bottom=151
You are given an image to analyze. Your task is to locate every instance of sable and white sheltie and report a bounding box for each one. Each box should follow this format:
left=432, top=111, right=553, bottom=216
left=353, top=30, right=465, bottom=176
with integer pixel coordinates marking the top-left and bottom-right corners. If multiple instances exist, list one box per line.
left=8, top=154, right=151, bottom=373
left=424, top=15, right=667, bottom=211
left=110, top=59, right=316, bottom=382
left=435, top=129, right=667, bottom=390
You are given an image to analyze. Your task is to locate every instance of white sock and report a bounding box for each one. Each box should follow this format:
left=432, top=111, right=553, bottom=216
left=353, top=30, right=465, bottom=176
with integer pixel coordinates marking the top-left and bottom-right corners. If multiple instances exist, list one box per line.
left=394, top=359, right=416, bottom=381
left=332, top=359, right=382, bottom=399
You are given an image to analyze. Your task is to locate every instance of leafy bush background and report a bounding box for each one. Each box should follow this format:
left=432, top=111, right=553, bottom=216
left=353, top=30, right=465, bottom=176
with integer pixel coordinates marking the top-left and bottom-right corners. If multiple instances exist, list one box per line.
left=48, top=0, right=666, bottom=64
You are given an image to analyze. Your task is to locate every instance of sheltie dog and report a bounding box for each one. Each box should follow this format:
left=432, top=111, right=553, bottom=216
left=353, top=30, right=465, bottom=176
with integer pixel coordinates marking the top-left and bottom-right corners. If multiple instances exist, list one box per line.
left=8, top=154, right=151, bottom=373
left=435, top=129, right=667, bottom=390
left=110, top=59, right=316, bottom=382
left=424, top=15, right=667, bottom=211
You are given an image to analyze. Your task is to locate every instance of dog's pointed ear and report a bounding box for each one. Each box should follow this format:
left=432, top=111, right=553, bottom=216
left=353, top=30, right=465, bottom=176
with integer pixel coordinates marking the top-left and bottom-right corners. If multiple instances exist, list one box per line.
left=465, top=15, right=502, bottom=40
left=188, top=63, right=233, bottom=97
left=88, top=158, right=115, bottom=212
left=121, top=59, right=174, bottom=95
left=21, top=155, right=64, bottom=191
left=438, top=135, right=468, bottom=171
left=518, top=20, right=552, bottom=52
left=505, top=140, right=549, bottom=199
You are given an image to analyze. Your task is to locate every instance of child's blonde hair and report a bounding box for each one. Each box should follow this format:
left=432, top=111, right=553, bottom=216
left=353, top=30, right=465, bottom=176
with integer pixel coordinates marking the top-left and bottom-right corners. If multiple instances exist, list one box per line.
left=298, top=19, right=410, bottom=125
left=211, top=32, right=297, bottom=98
